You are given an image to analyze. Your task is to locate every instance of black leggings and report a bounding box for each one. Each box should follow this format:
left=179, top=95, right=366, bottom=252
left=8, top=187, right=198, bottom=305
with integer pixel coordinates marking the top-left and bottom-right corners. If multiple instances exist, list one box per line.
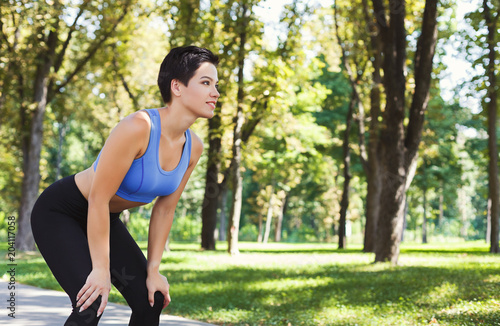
left=31, top=175, right=164, bottom=325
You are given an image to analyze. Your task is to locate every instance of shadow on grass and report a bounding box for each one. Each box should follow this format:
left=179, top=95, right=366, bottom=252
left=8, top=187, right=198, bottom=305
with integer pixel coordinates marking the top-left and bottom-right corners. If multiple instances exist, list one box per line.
left=164, top=262, right=500, bottom=325
left=237, top=247, right=363, bottom=254
left=435, top=309, right=500, bottom=325
left=400, top=248, right=491, bottom=255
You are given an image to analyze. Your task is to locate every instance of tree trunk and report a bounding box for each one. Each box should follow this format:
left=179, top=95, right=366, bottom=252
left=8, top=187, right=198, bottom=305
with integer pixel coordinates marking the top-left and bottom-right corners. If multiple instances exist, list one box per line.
left=17, top=27, right=59, bottom=251
left=402, top=196, right=408, bottom=242
left=372, top=0, right=438, bottom=264
left=201, top=113, right=222, bottom=250
left=333, top=0, right=357, bottom=250
left=257, top=210, right=263, bottom=243
left=487, top=198, right=492, bottom=243
left=338, top=93, right=355, bottom=249
left=55, top=118, right=69, bottom=180
left=438, top=184, right=444, bottom=227
left=227, top=124, right=243, bottom=255
left=372, top=0, right=407, bottom=264
left=219, top=185, right=228, bottom=241
left=483, top=0, right=500, bottom=253
left=362, top=0, right=382, bottom=253
left=263, top=183, right=275, bottom=244
left=227, top=3, right=248, bottom=255
left=274, top=194, right=286, bottom=242
left=121, top=209, right=130, bottom=228
left=458, top=188, right=468, bottom=238
left=422, top=187, right=427, bottom=244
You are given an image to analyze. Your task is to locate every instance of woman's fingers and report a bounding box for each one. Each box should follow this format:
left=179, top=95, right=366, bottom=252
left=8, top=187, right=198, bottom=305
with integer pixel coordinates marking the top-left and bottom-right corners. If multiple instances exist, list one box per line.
left=163, top=290, right=171, bottom=309
left=76, top=285, right=92, bottom=308
left=76, top=283, right=110, bottom=316
left=147, top=285, right=171, bottom=309
left=96, top=292, right=109, bottom=317
left=76, top=269, right=111, bottom=315
left=79, top=289, right=99, bottom=312
left=148, top=290, right=155, bottom=308
left=77, top=287, right=108, bottom=315
left=76, top=282, right=91, bottom=304
left=161, top=281, right=171, bottom=309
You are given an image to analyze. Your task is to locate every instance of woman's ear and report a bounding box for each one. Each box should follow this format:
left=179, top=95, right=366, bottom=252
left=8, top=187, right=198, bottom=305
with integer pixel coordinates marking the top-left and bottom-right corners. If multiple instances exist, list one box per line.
left=171, top=79, right=182, bottom=97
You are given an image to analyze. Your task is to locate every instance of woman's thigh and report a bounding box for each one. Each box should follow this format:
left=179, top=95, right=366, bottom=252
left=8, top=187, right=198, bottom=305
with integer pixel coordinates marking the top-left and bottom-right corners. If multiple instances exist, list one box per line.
left=109, top=217, right=150, bottom=307
left=32, top=208, right=92, bottom=306
left=109, top=218, right=164, bottom=325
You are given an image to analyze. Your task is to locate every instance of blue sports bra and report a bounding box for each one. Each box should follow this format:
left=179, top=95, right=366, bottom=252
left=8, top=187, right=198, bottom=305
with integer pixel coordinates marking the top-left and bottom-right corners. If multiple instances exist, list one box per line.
left=93, top=108, right=191, bottom=203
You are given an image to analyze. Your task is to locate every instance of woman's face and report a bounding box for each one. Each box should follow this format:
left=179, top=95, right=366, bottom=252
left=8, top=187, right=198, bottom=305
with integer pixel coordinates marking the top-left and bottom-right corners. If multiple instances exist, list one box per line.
left=178, top=62, right=220, bottom=119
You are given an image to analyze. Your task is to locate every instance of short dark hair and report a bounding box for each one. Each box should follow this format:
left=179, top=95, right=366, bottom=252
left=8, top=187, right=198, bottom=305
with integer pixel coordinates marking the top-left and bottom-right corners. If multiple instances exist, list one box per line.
left=158, top=46, right=219, bottom=103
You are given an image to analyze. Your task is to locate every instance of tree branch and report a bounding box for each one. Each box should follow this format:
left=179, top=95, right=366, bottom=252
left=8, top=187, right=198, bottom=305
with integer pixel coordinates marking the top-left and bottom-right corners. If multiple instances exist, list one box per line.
left=51, top=0, right=132, bottom=99
left=53, top=0, right=90, bottom=74
left=334, top=0, right=368, bottom=170
left=404, top=0, right=438, bottom=165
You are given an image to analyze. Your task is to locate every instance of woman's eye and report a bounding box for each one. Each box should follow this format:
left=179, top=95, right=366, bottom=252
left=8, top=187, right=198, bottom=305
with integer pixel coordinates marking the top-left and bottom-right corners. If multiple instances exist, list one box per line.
left=203, top=81, right=210, bottom=85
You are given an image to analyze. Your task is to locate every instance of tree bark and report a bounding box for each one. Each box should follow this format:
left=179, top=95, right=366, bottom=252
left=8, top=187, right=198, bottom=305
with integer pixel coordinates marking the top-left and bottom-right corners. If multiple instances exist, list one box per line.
left=360, top=0, right=383, bottom=252
left=373, top=0, right=438, bottom=264
left=333, top=0, right=359, bottom=250
left=438, top=184, right=444, bottom=227
left=17, top=26, right=58, bottom=251
left=227, top=3, right=248, bottom=255
left=257, top=209, right=264, bottom=243
left=483, top=0, right=500, bottom=253
left=201, top=113, right=222, bottom=250
left=263, top=183, right=275, bottom=244
left=338, top=94, right=355, bottom=249
left=55, top=118, right=69, bottom=180
left=422, top=185, right=428, bottom=244
left=227, top=110, right=244, bottom=255
left=219, top=185, right=228, bottom=241
left=274, top=194, right=286, bottom=242
left=364, top=40, right=383, bottom=250
left=487, top=198, right=492, bottom=243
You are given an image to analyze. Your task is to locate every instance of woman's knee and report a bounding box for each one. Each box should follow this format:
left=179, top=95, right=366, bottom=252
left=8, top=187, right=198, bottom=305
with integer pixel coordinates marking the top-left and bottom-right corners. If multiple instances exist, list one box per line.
left=65, top=297, right=102, bottom=326
left=129, top=291, right=164, bottom=325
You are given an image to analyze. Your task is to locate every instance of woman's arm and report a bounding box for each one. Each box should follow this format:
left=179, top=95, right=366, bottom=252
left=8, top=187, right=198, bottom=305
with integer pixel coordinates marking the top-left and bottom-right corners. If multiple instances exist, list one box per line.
left=145, top=130, right=204, bottom=308
left=76, top=112, right=150, bottom=316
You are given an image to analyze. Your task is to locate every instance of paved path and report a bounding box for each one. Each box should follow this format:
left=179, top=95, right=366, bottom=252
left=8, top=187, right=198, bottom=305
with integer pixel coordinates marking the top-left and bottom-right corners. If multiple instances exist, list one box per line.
left=0, top=279, right=215, bottom=326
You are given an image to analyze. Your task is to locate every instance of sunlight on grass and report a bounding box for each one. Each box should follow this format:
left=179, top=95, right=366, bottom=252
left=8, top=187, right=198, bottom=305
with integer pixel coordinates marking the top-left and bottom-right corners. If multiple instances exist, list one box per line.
left=2, top=241, right=499, bottom=325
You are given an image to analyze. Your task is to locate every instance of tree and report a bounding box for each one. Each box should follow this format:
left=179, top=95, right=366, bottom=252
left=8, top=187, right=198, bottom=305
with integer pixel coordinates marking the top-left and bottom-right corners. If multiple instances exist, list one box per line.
left=482, top=0, right=500, bottom=253
left=371, top=0, right=439, bottom=264
left=361, top=0, right=383, bottom=253
left=1, top=0, right=134, bottom=250
left=410, top=96, right=465, bottom=242
left=462, top=0, right=500, bottom=251
left=200, top=0, right=314, bottom=252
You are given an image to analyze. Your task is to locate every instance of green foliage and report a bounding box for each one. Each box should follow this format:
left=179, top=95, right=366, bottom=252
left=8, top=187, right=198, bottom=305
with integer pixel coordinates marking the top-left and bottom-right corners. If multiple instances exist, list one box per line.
left=170, top=215, right=203, bottom=242
left=239, top=224, right=259, bottom=241
left=5, top=241, right=500, bottom=326
left=0, top=0, right=494, bottom=248
left=124, top=213, right=150, bottom=242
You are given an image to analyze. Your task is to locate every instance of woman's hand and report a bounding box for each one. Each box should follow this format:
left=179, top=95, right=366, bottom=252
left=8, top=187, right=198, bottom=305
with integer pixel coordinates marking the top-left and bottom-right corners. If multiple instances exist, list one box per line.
left=76, top=268, right=111, bottom=317
left=146, top=271, right=171, bottom=309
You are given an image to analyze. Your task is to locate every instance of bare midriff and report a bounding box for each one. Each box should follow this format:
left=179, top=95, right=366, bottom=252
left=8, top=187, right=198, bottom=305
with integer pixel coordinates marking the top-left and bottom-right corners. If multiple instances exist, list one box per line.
left=75, top=167, right=148, bottom=213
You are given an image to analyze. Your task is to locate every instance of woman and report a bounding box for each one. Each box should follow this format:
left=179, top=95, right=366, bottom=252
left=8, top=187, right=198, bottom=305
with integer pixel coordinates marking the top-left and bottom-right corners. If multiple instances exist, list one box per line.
left=31, top=46, right=220, bottom=325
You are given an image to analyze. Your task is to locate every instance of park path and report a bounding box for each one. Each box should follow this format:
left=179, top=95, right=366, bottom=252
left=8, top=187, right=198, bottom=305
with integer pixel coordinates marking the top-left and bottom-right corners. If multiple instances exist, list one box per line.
left=0, top=279, right=215, bottom=326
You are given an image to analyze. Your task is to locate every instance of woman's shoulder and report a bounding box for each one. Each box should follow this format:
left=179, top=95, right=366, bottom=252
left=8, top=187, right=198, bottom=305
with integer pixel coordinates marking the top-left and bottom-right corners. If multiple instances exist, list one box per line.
left=105, top=110, right=152, bottom=155
left=188, top=129, right=204, bottom=161
left=115, top=110, right=152, bottom=134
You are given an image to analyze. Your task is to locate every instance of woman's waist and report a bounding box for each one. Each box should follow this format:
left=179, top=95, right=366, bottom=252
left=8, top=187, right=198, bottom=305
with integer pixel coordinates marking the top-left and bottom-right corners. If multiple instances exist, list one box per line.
left=75, top=168, right=145, bottom=214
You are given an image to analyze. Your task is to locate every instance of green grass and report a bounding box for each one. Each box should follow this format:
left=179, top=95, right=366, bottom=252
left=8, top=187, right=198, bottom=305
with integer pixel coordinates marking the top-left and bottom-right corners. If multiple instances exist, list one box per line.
left=2, top=241, right=500, bottom=325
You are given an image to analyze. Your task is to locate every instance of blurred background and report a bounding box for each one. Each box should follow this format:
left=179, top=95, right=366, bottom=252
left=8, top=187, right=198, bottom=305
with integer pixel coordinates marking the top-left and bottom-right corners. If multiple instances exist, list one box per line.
left=0, top=0, right=498, bottom=262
